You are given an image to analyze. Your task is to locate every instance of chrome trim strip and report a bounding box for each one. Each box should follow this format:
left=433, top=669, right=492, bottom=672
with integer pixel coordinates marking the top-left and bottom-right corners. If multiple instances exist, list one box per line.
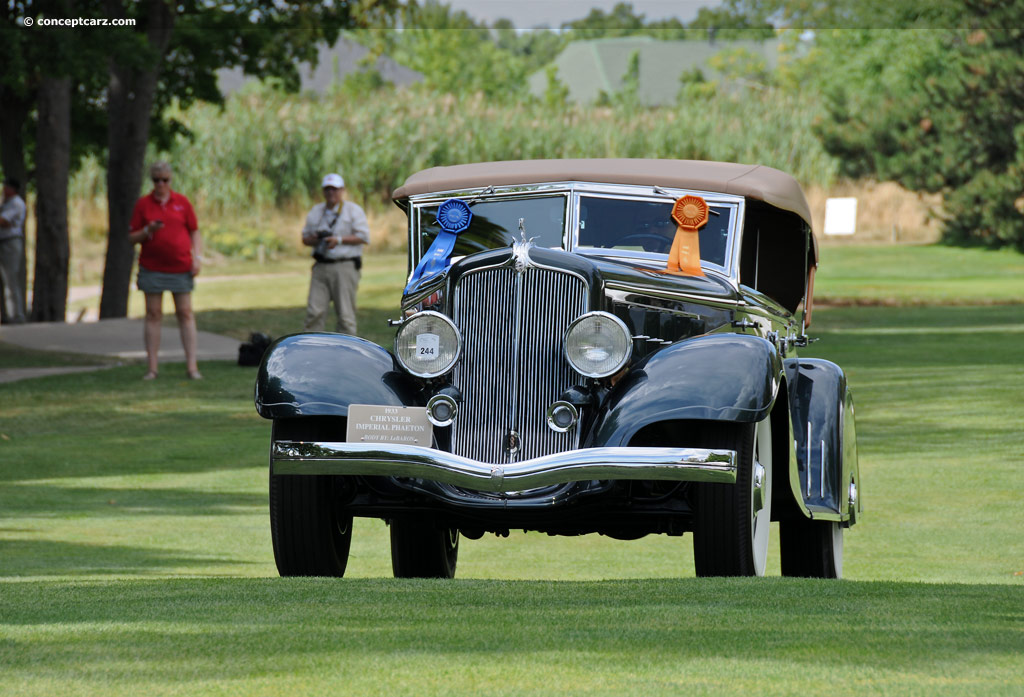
left=509, top=254, right=525, bottom=456
left=820, top=438, right=826, bottom=499
left=272, top=441, right=738, bottom=489
left=806, top=422, right=812, bottom=498
left=605, top=282, right=744, bottom=308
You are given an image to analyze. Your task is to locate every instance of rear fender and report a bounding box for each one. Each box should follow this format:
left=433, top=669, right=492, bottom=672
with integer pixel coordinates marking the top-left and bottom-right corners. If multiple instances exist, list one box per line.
left=786, top=358, right=861, bottom=525
left=255, top=333, right=421, bottom=419
left=586, top=334, right=782, bottom=447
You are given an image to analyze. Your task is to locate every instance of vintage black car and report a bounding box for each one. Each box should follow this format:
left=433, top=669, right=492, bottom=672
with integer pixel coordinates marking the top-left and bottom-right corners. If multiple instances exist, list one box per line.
left=256, top=159, right=860, bottom=579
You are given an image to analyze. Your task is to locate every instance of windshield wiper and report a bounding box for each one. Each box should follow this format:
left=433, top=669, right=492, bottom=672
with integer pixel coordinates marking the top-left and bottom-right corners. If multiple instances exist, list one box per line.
left=653, top=186, right=720, bottom=215
left=466, top=185, right=495, bottom=206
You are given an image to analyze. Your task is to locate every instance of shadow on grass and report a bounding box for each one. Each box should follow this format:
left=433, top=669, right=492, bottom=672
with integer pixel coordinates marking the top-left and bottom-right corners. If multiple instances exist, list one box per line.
left=0, top=539, right=255, bottom=578
left=195, top=305, right=399, bottom=347
left=0, top=578, right=1020, bottom=676
left=806, top=306, right=1024, bottom=369
left=0, top=362, right=269, bottom=482
left=0, top=484, right=265, bottom=517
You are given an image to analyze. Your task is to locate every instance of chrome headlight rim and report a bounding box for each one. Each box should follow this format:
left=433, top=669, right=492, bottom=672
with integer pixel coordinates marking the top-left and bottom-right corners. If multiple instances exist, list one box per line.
left=394, top=310, right=463, bottom=379
left=563, top=310, right=633, bottom=379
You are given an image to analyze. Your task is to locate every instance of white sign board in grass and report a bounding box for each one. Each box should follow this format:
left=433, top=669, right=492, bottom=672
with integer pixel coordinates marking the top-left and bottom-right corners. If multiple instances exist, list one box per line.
left=824, top=197, right=858, bottom=236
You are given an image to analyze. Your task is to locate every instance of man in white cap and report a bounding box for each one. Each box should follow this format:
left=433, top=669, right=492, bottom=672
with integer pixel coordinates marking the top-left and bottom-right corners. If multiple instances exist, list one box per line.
left=301, top=172, right=369, bottom=334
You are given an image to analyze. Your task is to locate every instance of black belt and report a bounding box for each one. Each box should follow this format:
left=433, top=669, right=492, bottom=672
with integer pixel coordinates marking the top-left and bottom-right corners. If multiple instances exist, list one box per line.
left=314, top=256, right=358, bottom=264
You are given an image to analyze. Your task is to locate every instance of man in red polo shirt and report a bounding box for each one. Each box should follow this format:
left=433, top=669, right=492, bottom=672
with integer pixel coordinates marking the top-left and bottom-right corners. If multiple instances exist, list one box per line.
left=129, top=161, right=203, bottom=380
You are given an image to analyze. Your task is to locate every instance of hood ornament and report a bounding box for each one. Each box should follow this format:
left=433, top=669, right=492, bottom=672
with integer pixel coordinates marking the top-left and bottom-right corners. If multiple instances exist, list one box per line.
left=511, top=217, right=536, bottom=274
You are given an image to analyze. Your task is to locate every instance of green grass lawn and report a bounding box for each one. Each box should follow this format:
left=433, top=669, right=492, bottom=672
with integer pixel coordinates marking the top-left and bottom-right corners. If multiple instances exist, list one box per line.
left=1, top=578, right=1020, bottom=696
left=2, top=244, right=1023, bottom=695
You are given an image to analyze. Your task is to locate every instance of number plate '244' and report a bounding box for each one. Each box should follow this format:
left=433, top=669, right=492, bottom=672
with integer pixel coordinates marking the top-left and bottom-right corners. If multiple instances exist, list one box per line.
left=416, top=333, right=439, bottom=357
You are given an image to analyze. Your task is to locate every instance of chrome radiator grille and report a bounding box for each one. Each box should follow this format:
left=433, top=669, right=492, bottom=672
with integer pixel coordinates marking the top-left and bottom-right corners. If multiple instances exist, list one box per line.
left=450, top=264, right=588, bottom=464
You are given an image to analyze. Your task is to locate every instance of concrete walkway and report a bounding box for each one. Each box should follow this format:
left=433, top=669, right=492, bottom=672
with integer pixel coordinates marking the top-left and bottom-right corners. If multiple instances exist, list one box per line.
left=0, top=318, right=241, bottom=383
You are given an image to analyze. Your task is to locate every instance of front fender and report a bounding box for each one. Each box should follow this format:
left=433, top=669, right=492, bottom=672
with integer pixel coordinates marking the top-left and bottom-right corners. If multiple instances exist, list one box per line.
left=786, top=358, right=861, bottom=524
left=255, top=333, right=421, bottom=420
left=587, top=334, right=782, bottom=447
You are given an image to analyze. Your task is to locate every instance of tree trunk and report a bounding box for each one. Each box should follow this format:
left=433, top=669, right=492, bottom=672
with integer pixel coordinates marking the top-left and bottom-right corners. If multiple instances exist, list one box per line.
left=98, top=0, right=175, bottom=319
left=0, top=87, right=29, bottom=192
left=31, top=76, right=72, bottom=323
left=0, top=85, right=32, bottom=322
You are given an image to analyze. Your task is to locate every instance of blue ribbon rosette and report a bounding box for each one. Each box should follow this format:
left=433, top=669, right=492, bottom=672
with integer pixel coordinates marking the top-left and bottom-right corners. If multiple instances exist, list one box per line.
left=404, top=198, right=473, bottom=294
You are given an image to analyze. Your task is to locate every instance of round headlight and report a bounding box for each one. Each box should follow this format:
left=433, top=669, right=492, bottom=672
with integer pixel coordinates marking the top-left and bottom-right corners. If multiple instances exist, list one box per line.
left=563, top=311, right=632, bottom=378
left=394, top=311, right=462, bottom=378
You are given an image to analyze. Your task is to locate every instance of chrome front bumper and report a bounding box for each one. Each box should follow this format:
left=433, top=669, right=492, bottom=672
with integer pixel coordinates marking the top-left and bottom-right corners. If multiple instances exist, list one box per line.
left=272, top=441, right=737, bottom=491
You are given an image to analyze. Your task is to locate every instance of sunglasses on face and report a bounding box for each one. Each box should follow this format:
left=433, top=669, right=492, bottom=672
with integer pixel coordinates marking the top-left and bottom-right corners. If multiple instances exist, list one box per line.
left=152, top=177, right=170, bottom=183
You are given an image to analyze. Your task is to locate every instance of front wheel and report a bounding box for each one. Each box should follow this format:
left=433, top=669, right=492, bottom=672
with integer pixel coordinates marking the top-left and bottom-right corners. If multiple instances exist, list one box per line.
left=269, top=420, right=353, bottom=577
left=692, top=416, right=773, bottom=577
left=780, top=519, right=843, bottom=579
left=390, top=518, right=459, bottom=578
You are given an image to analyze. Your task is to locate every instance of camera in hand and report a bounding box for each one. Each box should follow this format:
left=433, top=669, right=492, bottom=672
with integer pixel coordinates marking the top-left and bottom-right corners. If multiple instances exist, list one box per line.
left=313, top=228, right=333, bottom=261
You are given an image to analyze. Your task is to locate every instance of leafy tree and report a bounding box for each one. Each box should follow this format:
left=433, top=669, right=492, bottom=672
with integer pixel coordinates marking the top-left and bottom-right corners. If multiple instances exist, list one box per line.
left=563, top=3, right=646, bottom=39
left=721, top=0, right=1023, bottom=249
left=688, top=6, right=774, bottom=40
left=676, top=66, right=714, bottom=102
left=541, top=65, right=570, bottom=108
left=98, top=1, right=403, bottom=318
left=707, top=46, right=773, bottom=87
left=493, top=18, right=565, bottom=75
left=2, top=1, right=399, bottom=321
left=360, top=1, right=529, bottom=99
left=804, top=4, right=1024, bottom=250
left=562, top=2, right=689, bottom=40
left=615, top=50, right=641, bottom=109
left=1, top=0, right=109, bottom=321
left=721, top=0, right=961, bottom=30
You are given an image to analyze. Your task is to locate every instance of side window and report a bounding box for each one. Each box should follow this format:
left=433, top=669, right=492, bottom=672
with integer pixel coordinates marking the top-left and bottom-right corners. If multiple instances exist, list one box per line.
left=739, top=204, right=808, bottom=312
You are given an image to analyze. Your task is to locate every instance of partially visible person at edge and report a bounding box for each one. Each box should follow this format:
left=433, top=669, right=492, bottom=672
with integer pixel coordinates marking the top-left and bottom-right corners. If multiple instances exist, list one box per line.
left=301, top=172, right=369, bottom=334
left=0, top=177, right=27, bottom=324
left=128, top=161, right=203, bottom=380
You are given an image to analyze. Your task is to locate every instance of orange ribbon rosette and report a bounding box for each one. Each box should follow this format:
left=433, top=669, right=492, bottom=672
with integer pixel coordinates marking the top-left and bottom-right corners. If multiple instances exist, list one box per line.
left=664, top=195, right=708, bottom=277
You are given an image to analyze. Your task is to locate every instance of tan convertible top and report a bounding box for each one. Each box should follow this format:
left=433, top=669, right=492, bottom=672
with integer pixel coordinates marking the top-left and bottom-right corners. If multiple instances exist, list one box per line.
left=393, top=158, right=813, bottom=229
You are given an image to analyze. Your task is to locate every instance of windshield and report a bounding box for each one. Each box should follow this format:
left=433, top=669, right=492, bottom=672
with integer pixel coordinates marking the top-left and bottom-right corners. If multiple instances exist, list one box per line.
left=577, top=195, right=732, bottom=268
left=417, top=196, right=567, bottom=259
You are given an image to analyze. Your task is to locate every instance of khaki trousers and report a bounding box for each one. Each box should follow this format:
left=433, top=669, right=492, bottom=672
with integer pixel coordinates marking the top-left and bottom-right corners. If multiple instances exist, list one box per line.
left=0, top=237, right=26, bottom=323
left=304, top=259, right=360, bottom=334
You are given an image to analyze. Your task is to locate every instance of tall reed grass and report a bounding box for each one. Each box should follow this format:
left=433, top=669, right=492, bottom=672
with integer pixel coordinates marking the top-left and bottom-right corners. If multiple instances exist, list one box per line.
left=66, top=85, right=841, bottom=266
left=155, top=86, right=838, bottom=212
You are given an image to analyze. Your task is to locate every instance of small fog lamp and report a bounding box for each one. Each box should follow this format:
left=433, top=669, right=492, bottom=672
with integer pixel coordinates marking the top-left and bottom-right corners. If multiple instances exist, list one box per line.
left=546, top=401, right=579, bottom=433
left=426, top=393, right=459, bottom=427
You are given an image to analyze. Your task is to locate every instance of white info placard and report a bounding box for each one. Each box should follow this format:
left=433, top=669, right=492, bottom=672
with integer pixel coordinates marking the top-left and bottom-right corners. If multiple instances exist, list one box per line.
left=824, top=197, right=857, bottom=236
